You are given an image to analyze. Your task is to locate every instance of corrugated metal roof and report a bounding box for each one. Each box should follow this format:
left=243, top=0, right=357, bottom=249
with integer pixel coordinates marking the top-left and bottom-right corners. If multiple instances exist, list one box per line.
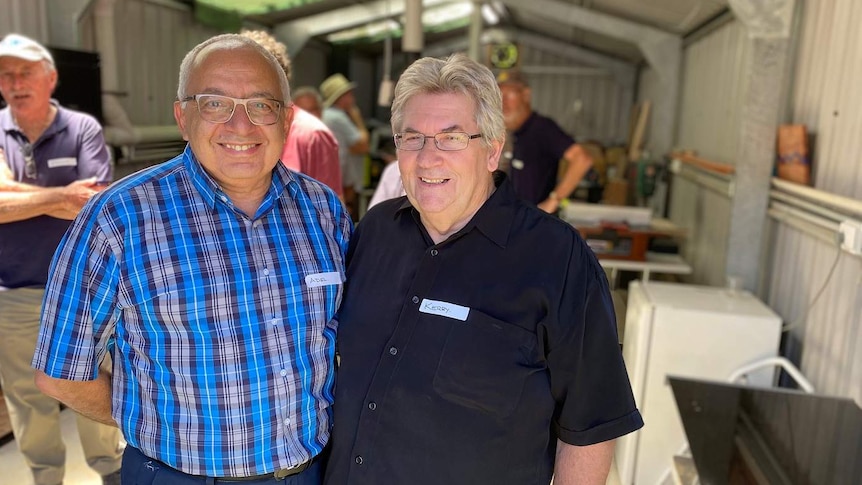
left=189, top=0, right=729, bottom=60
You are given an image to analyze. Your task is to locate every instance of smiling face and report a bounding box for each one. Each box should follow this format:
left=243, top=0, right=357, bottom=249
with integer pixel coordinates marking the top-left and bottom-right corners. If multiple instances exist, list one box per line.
left=173, top=45, right=290, bottom=197
left=397, top=92, right=502, bottom=239
left=0, top=57, right=56, bottom=119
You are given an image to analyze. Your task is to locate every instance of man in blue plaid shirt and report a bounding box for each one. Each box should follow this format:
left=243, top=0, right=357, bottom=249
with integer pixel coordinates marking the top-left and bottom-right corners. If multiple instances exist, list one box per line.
left=31, top=34, right=351, bottom=484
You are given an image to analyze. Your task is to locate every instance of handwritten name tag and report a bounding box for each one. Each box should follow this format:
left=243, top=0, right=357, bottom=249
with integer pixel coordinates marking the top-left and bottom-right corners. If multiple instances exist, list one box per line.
left=47, top=157, right=77, bottom=168
left=305, top=272, right=342, bottom=288
left=419, top=298, right=470, bottom=321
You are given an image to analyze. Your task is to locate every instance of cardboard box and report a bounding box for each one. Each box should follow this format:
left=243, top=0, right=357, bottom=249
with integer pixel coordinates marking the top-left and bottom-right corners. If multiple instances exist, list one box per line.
left=603, top=178, right=629, bottom=206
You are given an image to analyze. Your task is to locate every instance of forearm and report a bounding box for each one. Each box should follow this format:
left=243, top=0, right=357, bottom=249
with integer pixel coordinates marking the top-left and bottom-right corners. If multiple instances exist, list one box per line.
left=554, top=155, right=592, bottom=200
left=347, top=106, right=370, bottom=151
left=348, top=105, right=368, bottom=133
left=553, top=439, right=615, bottom=485
left=34, top=370, right=117, bottom=427
left=0, top=189, right=68, bottom=223
left=538, top=144, right=593, bottom=213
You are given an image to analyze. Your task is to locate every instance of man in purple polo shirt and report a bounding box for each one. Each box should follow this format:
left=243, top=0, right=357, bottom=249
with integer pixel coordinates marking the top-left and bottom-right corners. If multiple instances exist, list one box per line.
left=497, top=70, right=593, bottom=213
left=0, top=33, right=123, bottom=485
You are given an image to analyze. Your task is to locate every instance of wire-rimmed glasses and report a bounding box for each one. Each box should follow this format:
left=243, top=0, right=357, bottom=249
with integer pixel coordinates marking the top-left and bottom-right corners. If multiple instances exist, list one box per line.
left=21, top=142, right=36, bottom=179
left=181, top=94, right=283, bottom=126
left=393, top=132, right=483, bottom=151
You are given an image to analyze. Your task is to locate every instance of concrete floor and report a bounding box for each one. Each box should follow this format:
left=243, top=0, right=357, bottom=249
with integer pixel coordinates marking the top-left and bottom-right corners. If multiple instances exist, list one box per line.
left=0, top=409, right=105, bottom=485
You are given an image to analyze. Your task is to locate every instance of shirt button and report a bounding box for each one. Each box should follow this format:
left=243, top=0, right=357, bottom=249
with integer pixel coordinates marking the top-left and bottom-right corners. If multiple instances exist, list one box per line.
left=284, top=418, right=291, bottom=425
left=389, top=347, right=398, bottom=355
left=280, top=369, right=287, bottom=377
left=412, top=296, right=419, bottom=304
left=355, top=455, right=363, bottom=465
left=368, top=402, right=377, bottom=411
left=430, top=249, right=438, bottom=256
left=271, top=318, right=278, bottom=325
left=263, top=268, right=270, bottom=276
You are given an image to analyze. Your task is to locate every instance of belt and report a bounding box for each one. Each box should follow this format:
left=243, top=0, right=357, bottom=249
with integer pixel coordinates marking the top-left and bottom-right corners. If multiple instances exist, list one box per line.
left=216, top=458, right=314, bottom=482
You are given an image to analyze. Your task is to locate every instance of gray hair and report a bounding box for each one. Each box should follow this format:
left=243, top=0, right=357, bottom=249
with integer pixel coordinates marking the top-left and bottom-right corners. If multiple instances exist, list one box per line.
left=390, top=52, right=504, bottom=149
left=292, top=86, right=323, bottom=105
left=176, top=34, right=290, bottom=103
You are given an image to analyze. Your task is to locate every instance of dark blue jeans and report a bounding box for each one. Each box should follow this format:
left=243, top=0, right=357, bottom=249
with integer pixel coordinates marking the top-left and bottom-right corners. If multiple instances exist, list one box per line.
left=121, top=445, right=322, bottom=485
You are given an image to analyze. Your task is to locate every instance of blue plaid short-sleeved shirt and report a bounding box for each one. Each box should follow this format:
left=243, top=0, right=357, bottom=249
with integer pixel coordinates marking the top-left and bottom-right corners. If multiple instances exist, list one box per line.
left=33, top=145, right=351, bottom=477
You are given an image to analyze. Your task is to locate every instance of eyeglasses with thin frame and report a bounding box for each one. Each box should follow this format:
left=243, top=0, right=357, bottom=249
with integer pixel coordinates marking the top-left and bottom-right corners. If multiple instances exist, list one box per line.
left=21, top=142, right=36, bottom=179
left=393, top=132, right=483, bottom=151
left=181, top=94, right=283, bottom=126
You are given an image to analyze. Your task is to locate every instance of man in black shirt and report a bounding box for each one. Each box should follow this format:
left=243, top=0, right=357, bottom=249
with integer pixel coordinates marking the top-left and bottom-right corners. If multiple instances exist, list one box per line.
left=325, top=53, right=643, bottom=485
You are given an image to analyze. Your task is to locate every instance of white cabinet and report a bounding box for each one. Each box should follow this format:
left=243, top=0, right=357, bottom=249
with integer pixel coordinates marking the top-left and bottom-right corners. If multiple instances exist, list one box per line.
left=615, top=281, right=782, bottom=485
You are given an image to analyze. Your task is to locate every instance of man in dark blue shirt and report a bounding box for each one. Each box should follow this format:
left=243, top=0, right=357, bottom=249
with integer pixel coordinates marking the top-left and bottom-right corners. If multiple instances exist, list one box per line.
left=325, top=53, right=641, bottom=485
left=498, top=70, right=593, bottom=213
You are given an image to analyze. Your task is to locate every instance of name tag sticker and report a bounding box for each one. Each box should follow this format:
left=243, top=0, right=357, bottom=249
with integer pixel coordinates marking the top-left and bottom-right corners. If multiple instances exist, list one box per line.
left=419, top=298, right=470, bottom=321
left=47, top=157, right=77, bottom=168
left=305, top=272, right=341, bottom=288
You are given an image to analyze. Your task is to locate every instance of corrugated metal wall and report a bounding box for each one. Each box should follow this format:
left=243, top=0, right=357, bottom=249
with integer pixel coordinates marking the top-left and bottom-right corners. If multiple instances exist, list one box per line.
left=78, top=0, right=221, bottom=126
left=789, top=0, right=862, bottom=199
left=0, top=0, right=49, bottom=41
left=676, top=20, right=749, bottom=164
left=766, top=0, right=862, bottom=403
left=518, top=43, right=632, bottom=146
left=423, top=33, right=635, bottom=145
left=661, top=1, right=862, bottom=403
left=649, top=19, right=748, bottom=286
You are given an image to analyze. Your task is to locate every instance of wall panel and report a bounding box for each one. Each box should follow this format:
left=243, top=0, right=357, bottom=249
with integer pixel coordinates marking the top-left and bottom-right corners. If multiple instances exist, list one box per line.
left=79, top=0, right=221, bottom=126
left=766, top=224, right=862, bottom=403
left=662, top=20, right=747, bottom=287
left=789, top=0, right=862, bottom=198
left=517, top=42, right=632, bottom=146
left=0, top=0, right=48, bottom=41
left=676, top=19, right=748, bottom=164
left=767, top=0, right=862, bottom=403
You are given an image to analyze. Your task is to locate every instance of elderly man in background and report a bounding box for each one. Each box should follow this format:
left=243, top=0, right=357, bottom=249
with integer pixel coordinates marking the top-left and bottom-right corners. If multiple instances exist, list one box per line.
left=292, top=86, right=325, bottom=119
left=320, top=73, right=369, bottom=220
left=240, top=30, right=343, bottom=199
left=0, top=33, right=123, bottom=485
left=324, top=53, right=642, bottom=485
left=498, top=70, right=593, bottom=213
left=33, top=34, right=350, bottom=485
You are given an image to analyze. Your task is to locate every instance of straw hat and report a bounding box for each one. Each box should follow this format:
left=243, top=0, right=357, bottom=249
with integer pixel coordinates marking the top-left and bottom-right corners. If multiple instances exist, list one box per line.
left=320, top=73, right=356, bottom=107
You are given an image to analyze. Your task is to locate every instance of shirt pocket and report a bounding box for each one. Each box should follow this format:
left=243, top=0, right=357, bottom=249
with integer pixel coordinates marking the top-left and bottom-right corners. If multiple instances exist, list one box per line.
left=432, top=310, right=540, bottom=418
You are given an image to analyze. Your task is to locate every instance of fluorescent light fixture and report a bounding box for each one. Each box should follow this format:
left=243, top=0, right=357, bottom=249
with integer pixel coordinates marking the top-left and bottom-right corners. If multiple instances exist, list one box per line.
left=326, top=1, right=474, bottom=44
left=423, top=1, right=473, bottom=26
left=481, top=4, right=499, bottom=25
left=327, top=19, right=400, bottom=43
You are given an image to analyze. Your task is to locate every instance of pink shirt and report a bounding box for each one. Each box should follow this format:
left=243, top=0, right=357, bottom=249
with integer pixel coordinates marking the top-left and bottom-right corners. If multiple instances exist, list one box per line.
left=282, top=105, right=343, bottom=197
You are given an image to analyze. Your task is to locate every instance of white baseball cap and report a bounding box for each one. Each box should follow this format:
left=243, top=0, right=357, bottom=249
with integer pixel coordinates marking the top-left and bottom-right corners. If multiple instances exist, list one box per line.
left=0, top=34, right=54, bottom=66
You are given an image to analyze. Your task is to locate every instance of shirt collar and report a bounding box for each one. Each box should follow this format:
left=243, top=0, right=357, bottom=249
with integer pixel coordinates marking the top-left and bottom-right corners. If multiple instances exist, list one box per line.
left=395, top=171, right=515, bottom=248
left=182, top=144, right=294, bottom=212
left=512, top=111, right=538, bottom=137
left=0, top=99, right=67, bottom=140
left=0, top=107, right=15, bottom=132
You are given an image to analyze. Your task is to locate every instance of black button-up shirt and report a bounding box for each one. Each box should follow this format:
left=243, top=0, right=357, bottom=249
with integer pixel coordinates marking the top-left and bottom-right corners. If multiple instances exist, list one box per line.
left=325, top=173, right=643, bottom=485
